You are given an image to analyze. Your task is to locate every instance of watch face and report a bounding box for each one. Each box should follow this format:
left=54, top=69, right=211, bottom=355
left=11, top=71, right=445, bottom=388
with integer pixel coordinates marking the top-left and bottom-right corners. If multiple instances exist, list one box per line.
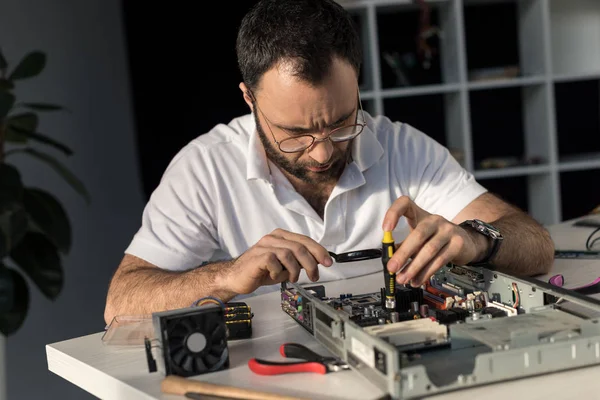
left=469, top=219, right=503, bottom=239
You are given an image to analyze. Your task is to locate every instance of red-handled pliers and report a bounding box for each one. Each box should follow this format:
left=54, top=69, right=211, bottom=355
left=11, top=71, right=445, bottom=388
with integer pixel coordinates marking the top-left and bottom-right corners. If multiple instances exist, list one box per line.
left=248, top=343, right=350, bottom=375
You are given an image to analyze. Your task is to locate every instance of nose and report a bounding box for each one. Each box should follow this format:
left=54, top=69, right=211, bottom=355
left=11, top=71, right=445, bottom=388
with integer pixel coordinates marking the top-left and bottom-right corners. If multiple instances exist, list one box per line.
left=307, top=135, right=333, bottom=164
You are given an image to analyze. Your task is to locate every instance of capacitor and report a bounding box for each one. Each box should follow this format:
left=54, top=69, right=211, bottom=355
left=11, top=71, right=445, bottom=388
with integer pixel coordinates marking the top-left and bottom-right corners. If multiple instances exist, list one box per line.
left=419, top=304, right=429, bottom=318
left=378, top=317, right=386, bottom=325
left=411, top=301, right=419, bottom=314
left=390, top=311, right=399, bottom=323
left=364, top=306, right=371, bottom=317
left=466, top=299, right=475, bottom=312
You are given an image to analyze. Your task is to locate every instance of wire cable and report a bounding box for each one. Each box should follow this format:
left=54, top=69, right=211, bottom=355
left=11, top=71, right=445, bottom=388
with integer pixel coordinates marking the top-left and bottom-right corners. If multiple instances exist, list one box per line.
left=191, top=296, right=226, bottom=309
left=586, top=227, right=600, bottom=250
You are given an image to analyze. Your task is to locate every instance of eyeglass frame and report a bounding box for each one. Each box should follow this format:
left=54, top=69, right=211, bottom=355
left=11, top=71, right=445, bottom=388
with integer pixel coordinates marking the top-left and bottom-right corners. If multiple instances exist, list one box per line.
left=248, top=88, right=367, bottom=154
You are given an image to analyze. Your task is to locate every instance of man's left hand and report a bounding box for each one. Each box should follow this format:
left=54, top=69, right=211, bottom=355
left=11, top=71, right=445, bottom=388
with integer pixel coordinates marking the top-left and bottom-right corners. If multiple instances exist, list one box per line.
left=382, top=196, right=487, bottom=286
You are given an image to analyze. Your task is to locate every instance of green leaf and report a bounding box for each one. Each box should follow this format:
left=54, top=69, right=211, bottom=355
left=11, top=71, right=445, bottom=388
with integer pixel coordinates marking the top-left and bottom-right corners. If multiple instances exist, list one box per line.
left=10, top=232, right=63, bottom=300
left=0, top=267, right=29, bottom=336
left=0, top=204, right=28, bottom=255
left=0, top=48, right=7, bottom=70
left=0, top=79, right=14, bottom=91
left=0, top=90, right=15, bottom=119
left=0, top=163, right=24, bottom=207
left=8, top=126, right=73, bottom=155
left=6, top=148, right=91, bottom=204
left=0, top=265, right=15, bottom=314
left=23, top=188, right=71, bottom=253
left=8, top=51, right=46, bottom=81
left=20, top=103, right=66, bottom=112
left=5, top=112, right=39, bottom=143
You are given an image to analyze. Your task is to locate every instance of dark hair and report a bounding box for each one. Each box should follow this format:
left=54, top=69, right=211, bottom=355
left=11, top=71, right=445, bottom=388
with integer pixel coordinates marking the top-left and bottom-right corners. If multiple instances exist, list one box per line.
left=236, top=0, right=362, bottom=92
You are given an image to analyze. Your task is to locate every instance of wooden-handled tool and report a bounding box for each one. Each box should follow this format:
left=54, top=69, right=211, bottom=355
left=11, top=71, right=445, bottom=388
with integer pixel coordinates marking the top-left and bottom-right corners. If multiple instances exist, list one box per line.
left=161, top=375, right=311, bottom=400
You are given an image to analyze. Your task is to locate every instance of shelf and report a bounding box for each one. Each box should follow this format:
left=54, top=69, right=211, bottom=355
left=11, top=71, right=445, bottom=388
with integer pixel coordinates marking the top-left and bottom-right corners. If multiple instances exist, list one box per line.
left=464, top=1, right=520, bottom=81
left=464, top=0, right=546, bottom=83
left=469, top=87, right=524, bottom=165
left=383, top=93, right=449, bottom=147
left=380, top=83, right=460, bottom=98
left=376, top=0, right=460, bottom=90
left=348, top=7, right=376, bottom=93
left=467, top=75, right=545, bottom=91
left=553, top=71, right=600, bottom=84
left=549, top=0, right=600, bottom=77
left=342, top=0, right=600, bottom=225
left=560, top=168, right=600, bottom=221
left=360, top=90, right=376, bottom=100
left=473, top=164, right=550, bottom=179
left=554, top=78, right=600, bottom=160
left=340, top=0, right=451, bottom=12
left=469, top=84, right=552, bottom=169
left=477, top=175, right=529, bottom=213
left=559, top=153, right=600, bottom=172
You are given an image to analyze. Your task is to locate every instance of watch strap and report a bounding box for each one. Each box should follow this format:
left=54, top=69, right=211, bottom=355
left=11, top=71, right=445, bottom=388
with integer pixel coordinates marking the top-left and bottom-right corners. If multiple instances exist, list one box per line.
left=460, top=220, right=503, bottom=266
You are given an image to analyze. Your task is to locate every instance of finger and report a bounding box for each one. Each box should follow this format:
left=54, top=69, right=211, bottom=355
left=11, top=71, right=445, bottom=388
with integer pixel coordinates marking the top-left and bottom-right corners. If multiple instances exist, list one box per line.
left=382, top=196, right=424, bottom=232
left=271, top=239, right=320, bottom=282
left=388, top=217, right=438, bottom=274
left=269, top=229, right=333, bottom=267
left=409, top=242, right=453, bottom=287
left=396, top=221, right=452, bottom=281
left=259, top=252, right=288, bottom=281
left=271, top=248, right=303, bottom=283
left=257, top=234, right=320, bottom=281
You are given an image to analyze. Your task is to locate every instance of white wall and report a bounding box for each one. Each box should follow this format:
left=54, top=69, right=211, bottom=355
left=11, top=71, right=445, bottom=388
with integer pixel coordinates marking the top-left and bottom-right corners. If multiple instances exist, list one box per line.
left=0, top=0, right=146, bottom=398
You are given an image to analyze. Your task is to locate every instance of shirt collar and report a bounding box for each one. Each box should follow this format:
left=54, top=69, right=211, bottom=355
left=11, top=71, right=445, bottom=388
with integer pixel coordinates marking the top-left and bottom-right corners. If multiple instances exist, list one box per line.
left=246, top=113, right=272, bottom=182
left=351, top=114, right=384, bottom=172
left=245, top=111, right=384, bottom=182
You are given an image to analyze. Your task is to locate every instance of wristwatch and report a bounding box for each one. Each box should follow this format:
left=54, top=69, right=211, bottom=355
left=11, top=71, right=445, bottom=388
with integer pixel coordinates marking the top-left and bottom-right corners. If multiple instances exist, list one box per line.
left=459, top=219, right=503, bottom=266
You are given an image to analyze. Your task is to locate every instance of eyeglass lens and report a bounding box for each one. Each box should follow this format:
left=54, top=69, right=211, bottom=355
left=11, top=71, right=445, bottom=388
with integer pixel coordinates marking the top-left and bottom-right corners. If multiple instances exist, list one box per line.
left=279, top=125, right=364, bottom=152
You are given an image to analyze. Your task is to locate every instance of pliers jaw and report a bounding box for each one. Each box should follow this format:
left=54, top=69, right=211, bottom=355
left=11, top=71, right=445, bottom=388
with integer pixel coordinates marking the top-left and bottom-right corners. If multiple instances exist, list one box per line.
left=248, top=343, right=350, bottom=375
left=324, top=359, right=351, bottom=373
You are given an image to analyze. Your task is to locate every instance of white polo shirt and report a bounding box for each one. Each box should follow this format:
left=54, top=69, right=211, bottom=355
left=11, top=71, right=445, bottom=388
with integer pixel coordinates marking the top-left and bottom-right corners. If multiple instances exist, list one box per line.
left=124, top=112, right=487, bottom=295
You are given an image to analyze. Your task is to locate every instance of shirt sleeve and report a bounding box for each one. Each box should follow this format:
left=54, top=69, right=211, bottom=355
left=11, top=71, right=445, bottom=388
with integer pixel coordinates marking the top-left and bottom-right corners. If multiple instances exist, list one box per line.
left=398, top=123, right=488, bottom=222
left=124, top=144, right=221, bottom=271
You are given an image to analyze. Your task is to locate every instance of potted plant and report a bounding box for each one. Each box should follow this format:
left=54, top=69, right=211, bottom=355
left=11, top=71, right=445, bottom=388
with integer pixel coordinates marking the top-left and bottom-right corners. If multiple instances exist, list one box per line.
left=0, top=48, right=90, bottom=335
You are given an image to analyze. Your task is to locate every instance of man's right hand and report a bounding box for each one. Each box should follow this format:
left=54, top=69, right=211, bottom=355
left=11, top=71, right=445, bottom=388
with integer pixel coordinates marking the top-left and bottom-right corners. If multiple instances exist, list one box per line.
left=217, top=228, right=333, bottom=296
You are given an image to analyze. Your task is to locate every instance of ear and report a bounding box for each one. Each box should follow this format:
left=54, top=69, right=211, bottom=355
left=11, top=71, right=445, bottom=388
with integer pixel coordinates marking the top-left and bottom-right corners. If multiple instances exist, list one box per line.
left=239, top=82, right=254, bottom=111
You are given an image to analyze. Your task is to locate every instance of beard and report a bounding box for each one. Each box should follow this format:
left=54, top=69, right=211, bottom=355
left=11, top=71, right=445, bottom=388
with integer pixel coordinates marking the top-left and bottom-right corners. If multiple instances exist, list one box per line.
left=253, top=111, right=351, bottom=185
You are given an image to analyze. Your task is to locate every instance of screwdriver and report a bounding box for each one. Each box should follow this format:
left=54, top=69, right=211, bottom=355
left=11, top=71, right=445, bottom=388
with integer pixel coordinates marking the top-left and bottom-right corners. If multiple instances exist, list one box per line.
left=382, top=231, right=396, bottom=311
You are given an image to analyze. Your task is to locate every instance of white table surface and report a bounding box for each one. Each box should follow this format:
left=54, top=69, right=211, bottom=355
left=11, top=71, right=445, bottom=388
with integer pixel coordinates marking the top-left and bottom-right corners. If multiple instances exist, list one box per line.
left=46, top=215, right=600, bottom=400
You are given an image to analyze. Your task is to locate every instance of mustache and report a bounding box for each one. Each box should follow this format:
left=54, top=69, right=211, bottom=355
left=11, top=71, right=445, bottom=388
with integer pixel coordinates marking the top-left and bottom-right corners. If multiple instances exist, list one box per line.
left=303, top=150, right=347, bottom=169
left=306, top=161, right=332, bottom=168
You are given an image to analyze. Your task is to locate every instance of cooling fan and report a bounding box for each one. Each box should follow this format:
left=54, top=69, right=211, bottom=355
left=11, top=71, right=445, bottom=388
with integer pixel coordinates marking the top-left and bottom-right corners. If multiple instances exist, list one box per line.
left=148, top=304, right=230, bottom=377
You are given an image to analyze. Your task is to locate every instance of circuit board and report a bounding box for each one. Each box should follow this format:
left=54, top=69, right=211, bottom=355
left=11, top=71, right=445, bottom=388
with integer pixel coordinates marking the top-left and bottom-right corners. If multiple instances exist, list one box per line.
left=280, top=263, right=600, bottom=399
left=282, top=264, right=518, bottom=342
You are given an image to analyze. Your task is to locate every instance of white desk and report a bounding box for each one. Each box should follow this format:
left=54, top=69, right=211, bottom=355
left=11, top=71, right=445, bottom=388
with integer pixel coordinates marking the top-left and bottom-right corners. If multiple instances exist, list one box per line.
left=46, top=216, right=600, bottom=400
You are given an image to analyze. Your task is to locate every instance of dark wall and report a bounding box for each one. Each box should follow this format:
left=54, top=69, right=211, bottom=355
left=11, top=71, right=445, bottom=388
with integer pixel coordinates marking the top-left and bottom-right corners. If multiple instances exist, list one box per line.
left=121, top=1, right=260, bottom=198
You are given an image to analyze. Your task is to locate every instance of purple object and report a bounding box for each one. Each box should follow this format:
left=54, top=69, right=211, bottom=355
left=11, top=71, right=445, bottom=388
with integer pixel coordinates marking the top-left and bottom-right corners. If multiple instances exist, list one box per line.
left=549, top=274, right=564, bottom=287
left=548, top=274, right=600, bottom=295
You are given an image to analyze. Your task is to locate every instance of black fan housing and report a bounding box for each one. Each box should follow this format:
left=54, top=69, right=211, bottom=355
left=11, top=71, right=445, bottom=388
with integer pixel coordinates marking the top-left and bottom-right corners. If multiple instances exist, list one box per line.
left=156, top=305, right=230, bottom=377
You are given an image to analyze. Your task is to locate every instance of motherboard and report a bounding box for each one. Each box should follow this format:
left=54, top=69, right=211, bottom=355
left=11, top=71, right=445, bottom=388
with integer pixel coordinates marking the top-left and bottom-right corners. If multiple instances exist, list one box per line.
left=280, top=263, right=600, bottom=399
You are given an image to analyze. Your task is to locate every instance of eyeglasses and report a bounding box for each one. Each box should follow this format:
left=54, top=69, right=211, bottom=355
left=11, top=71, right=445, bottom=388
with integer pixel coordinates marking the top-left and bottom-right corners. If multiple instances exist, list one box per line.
left=250, top=89, right=367, bottom=153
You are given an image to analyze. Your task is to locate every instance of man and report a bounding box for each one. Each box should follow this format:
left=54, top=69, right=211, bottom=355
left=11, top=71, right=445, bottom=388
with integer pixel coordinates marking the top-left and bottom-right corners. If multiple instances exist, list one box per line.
left=103, top=0, right=554, bottom=324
